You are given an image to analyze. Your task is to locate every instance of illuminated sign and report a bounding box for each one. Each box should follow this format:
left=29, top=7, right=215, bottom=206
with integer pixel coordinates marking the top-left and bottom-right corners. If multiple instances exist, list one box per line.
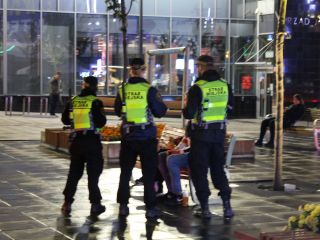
left=286, top=15, right=320, bottom=26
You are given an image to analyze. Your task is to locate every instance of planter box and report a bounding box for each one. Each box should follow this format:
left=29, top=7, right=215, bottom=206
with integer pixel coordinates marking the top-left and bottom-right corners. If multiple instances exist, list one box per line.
left=44, top=128, right=64, bottom=149
left=58, top=130, right=71, bottom=150
left=259, top=229, right=319, bottom=240
left=232, top=139, right=255, bottom=159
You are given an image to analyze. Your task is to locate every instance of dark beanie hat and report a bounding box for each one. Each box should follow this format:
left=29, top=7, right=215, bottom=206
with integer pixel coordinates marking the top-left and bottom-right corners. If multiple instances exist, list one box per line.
left=129, top=58, right=146, bottom=70
left=84, top=76, right=98, bottom=88
left=197, top=55, right=214, bottom=66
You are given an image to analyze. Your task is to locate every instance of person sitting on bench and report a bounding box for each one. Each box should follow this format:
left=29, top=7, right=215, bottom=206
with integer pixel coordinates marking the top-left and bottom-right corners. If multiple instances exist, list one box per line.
left=158, top=136, right=190, bottom=206
left=255, top=94, right=305, bottom=148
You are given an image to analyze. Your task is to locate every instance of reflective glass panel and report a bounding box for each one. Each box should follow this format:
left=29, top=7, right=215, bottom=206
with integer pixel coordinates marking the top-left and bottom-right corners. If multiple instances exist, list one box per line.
left=171, top=18, right=199, bottom=95
left=202, top=0, right=215, bottom=18
left=42, top=13, right=74, bottom=95
left=231, top=0, right=243, bottom=18
left=201, top=20, right=227, bottom=77
left=143, top=17, right=170, bottom=94
left=7, top=11, right=40, bottom=94
left=216, top=0, right=228, bottom=18
left=156, top=0, right=170, bottom=16
left=77, top=0, right=105, bottom=13
left=143, top=0, right=155, bottom=15
left=172, top=0, right=200, bottom=17
left=108, top=16, right=138, bottom=95
left=245, top=0, right=257, bottom=19
left=76, top=14, right=107, bottom=95
left=230, top=21, right=256, bottom=95
left=42, top=0, right=57, bottom=11
left=59, top=0, right=74, bottom=11
left=8, top=0, right=40, bottom=10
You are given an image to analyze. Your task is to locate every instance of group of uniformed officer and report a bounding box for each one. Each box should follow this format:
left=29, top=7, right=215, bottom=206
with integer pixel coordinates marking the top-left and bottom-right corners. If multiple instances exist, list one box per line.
left=60, top=55, right=234, bottom=220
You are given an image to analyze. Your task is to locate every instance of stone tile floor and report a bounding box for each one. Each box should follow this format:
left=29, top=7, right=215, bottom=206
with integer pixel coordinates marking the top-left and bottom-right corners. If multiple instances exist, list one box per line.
left=0, top=112, right=320, bottom=239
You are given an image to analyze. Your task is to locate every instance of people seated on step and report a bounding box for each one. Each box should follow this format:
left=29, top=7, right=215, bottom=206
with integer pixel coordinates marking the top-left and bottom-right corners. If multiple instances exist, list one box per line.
left=255, top=94, right=305, bottom=148
left=157, top=136, right=191, bottom=206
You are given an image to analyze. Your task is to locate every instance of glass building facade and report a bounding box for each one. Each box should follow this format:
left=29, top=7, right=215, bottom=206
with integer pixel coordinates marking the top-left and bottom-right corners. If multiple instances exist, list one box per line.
left=284, top=0, right=320, bottom=106
left=0, top=0, right=263, bottom=116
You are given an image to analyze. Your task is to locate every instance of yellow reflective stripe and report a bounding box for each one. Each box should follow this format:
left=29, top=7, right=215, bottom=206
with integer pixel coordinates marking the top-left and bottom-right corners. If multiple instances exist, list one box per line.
left=207, top=102, right=227, bottom=108
left=205, top=116, right=225, bottom=121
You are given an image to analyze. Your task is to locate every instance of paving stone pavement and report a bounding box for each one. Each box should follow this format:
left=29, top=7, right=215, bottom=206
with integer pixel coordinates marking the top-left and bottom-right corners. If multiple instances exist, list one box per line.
left=0, top=111, right=320, bottom=239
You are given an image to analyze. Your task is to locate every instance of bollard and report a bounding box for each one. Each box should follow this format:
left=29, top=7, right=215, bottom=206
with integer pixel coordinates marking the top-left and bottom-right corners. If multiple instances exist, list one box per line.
left=4, top=96, right=13, bottom=116
left=22, top=96, right=31, bottom=115
left=40, top=97, right=49, bottom=115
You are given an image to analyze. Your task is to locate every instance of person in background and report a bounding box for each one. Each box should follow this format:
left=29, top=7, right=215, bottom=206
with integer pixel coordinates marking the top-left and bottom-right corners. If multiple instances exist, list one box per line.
left=255, top=94, right=305, bottom=148
left=49, top=71, right=62, bottom=116
left=114, top=58, right=167, bottom=219
left=183, top=55, right=234, bottom=219
left=61, top=76, right=106, bottom=217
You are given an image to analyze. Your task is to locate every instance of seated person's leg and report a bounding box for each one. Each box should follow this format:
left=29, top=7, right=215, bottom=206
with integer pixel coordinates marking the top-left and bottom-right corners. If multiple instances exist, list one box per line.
left=158, top=151, right=172, bottom=194
left=256, top=117, right=274, bottom=146
left=265, top=119, right=275, bottom=148
left=165, top=153, right=189, bottom=205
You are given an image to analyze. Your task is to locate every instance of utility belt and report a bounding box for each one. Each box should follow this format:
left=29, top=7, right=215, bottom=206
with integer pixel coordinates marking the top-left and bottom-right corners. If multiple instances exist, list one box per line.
left=70, top=130, right=100, bottom=140
left=123, top=123, right=153, bottom=134
left=191, top=121, right=226, bottom=130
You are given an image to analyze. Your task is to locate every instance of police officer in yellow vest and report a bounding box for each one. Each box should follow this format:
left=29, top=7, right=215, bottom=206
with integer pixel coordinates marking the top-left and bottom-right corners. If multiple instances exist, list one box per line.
left=183, top=55, right=234, bottom=219
left=114, top=58, right=167, bottom=219
left=61, top=76, right=106, bottom=217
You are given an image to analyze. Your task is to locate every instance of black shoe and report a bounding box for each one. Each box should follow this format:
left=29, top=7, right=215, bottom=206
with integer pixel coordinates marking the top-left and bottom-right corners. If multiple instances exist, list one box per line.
left=119, top=204, right=129, bottom=217
left=61, top=202, right=72, bottom=215
left=222, top=200, right=234, bottom=219
left=255, top=140, right=263, bottom=147
left=194, top=206, right=212, bottom=219
left=164, top=194, right=183, bottom=206
left=134, top=177, right=144, bottom=186
left=146, top=207, right=162, bottom=219
left=264, top=142, right=274, bottom=148
left=90, top=203, right=106, bottom=216
left=157, top=192, right=174, bottom=201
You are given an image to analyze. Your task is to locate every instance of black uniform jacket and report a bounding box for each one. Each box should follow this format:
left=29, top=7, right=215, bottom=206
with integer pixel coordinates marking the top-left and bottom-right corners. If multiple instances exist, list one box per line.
left=114, top=77, right=167, bottom=141
left=183, top=70, right=234, bottom=143
left=61, top=88, right=106, bottom=129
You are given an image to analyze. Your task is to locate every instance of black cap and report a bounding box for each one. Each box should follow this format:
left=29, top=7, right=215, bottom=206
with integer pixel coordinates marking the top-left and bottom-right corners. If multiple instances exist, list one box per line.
left=196, top=55, right=214, bottom=66
left=129, top=58, right=146, bottom=70
left=84, top=76, right=98, bottom=88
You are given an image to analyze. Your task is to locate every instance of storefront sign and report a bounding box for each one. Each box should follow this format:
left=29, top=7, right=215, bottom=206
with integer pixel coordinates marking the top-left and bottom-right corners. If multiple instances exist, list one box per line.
left=286, top=15, right=320, bottom=27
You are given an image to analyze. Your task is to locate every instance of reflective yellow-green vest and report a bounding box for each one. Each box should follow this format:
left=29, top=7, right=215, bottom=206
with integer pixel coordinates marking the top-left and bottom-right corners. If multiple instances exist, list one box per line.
left=192, top=79, right=228, bottom=124
left=70, top=95, right=96, bottom=130
left=119, top=82, right=151, bottom=125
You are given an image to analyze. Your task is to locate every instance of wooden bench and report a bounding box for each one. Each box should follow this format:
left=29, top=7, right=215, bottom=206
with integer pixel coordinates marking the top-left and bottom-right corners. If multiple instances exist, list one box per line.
left=97, top=96, right=115, bottom=115
left=97, top=96, right=182, bottom=117
left=295, top=108, right=320, bottom=127
left=163, top=100, right=182, bottom=118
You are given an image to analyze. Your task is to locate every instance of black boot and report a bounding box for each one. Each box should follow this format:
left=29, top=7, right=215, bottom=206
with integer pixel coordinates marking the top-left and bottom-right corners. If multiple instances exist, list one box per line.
left=194, top=204, right=212, bottom=219
left=222, top=200, right=234, bottom=218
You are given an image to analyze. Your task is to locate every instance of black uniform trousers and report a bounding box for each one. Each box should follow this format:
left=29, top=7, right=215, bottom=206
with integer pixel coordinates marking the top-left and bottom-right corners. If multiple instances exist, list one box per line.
left=117, top=139, right=158, bottom=209
left=189, top=138, right=231, bottom=207
left=63, top=135, right=104, bottom=204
